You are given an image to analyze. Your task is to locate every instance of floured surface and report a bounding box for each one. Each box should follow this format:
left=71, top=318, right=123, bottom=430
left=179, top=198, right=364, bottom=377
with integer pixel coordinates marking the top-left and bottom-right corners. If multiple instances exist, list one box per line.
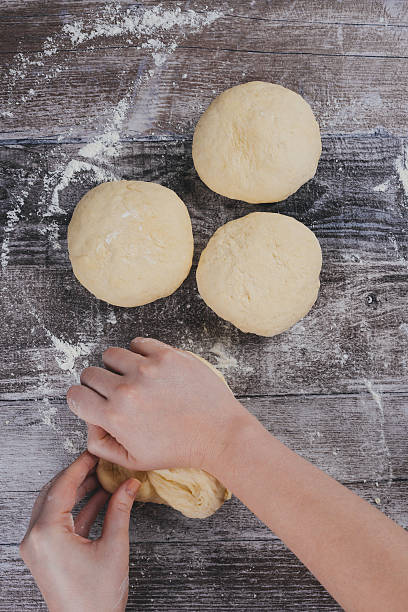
left=1, top=2, right=408, bottom=611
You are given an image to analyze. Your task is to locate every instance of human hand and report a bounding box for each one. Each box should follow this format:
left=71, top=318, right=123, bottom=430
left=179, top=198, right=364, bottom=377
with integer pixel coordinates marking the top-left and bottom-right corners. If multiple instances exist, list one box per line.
left=67, top=338, right=251, bottom=472
left=20, top=452, right=140, bottom=612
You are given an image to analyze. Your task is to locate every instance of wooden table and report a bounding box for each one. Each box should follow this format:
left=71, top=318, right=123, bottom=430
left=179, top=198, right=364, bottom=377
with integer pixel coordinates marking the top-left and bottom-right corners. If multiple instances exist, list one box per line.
left=1, top=1, right=407, bottom=609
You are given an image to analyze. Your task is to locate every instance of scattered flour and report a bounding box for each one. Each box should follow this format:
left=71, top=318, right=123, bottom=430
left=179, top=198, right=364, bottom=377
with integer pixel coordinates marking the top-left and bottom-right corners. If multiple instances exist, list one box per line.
left=363, top=379, right=393, bottom=486
left=209, top=342, right=254, bottom=374
left=3, top=3, right=224, bottom=255
left=44, top=159, right=117, bottom=217
left=395, top=146, right=408, bottom=202
left=107, top=310, right=117, bottom=325
left=44, top=330, right=95, bottom=373
left=36, top=377, right=86, bottom=455
left=399, top=322, right=408, bottom=336
left=1, top=196, right=24, bottom=268
left=78, top=96, right=130, bottom=161
left=373, top=179, right=390, bottom=193
left=209, top=343, right=238, bottom=369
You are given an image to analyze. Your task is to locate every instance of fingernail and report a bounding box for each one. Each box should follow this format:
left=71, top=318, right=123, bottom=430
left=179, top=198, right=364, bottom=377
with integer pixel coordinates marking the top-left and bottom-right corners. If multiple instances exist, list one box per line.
left=126, top=478, right=140, bottom=499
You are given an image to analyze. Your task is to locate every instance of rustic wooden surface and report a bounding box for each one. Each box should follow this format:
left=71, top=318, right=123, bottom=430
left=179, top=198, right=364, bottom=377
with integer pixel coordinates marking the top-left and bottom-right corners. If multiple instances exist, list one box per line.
left=1, top=1, right=407, bottom=610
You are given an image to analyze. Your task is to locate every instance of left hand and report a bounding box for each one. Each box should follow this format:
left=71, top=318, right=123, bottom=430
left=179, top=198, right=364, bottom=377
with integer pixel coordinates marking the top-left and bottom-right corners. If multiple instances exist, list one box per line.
left=20, top=451, right=140, bottom=612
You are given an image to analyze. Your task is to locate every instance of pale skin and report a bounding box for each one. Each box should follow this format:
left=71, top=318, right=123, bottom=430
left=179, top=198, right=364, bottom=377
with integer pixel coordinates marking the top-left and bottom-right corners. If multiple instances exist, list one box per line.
left=22, top=337, right=408, bottom=611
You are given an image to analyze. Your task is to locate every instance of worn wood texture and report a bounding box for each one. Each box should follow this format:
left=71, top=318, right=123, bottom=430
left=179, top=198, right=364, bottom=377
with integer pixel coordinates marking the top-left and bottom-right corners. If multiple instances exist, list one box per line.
left=3, top=47, right=408, bottom=140
left=1, top=137, right=407, bottom=400
left=1, top=1, right=408, bottom=610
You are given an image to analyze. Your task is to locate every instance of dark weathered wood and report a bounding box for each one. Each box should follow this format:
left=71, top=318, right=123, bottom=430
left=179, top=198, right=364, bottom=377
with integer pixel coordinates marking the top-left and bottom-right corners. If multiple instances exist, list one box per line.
left=1, top=392, right=407, bottom=491
left=2, top=46, right=408, bottom=140
left=1, top=2, right=408, bottom=611
left=1, top=540, right=343, bottom=611
left=2, top=0, right=408, bottom=27
left=1, top=137, right=407, bottom=400
left=2, top=3, right=408, bottom=58
left=3, top=475, right=407, bottom=548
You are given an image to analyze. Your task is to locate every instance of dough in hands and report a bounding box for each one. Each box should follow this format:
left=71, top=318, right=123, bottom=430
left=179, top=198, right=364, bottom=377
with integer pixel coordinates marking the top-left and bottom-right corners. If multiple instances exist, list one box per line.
left=68, top=180, right=193, bottom=307
left=192, top=81, right=321, bottom=204
left=96, top=353, right=232, bottom=519
left=196, top=212, right=322, bottom=337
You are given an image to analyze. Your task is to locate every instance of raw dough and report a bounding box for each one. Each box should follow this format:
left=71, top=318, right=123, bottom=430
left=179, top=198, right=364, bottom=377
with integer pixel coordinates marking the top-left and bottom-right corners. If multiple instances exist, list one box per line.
left=196, top=212, right=322, bottom=337
left=192, top=81, right=321, bottom=204
left=68, top=181, right=194, bottom=307
left=96, top=353, right=232, bottom=519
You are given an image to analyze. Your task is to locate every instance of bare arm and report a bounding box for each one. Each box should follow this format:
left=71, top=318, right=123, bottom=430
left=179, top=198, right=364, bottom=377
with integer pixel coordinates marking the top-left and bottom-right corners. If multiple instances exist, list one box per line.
left=207, top=418, right=408, bottom=612
left=67, top=337, right=408, bottom=612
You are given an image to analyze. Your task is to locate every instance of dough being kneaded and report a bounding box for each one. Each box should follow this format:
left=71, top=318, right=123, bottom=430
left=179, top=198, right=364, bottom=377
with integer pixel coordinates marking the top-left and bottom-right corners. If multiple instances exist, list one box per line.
left=96, top=353, right=232, bottom=519
left=97, top=461, right=231, bottom=519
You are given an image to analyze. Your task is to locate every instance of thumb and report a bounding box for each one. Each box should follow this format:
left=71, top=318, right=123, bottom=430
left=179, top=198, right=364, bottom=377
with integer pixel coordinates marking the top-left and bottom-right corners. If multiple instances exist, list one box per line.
left=101, top=478, right=140, bottom=545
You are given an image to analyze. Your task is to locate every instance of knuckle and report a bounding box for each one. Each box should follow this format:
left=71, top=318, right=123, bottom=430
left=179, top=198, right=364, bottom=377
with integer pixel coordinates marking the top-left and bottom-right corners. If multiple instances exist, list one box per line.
left=87, top=437, right=100, bottom=454
left=115, top=382, right=137, bottom=401
left=80, top=366, right=96, bottom=383
left=20, top=524, right=44, bottom=558
left=103, top=346, right=122, bottom=360
left=138, top=362, right=155, bottom=377
left=66, top=386, right=81, bottom=411
left=157, top=347, right=173, bottom=362
left=115, top=499, right=131, bottom=514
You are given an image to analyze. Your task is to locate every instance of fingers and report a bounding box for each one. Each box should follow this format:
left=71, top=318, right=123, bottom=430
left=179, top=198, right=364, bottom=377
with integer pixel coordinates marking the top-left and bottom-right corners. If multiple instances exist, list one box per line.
left=102, top=346, right=143, bottom=374
left=74, top=488, right=109, bottom=538
left=75, top=474, right=99, bottom=505
left=67, top=384, right=109, bottom=429
left=80, top=366, right=121, bottom=399
left=88, top=424, right=135, bottom=470
left=130, top=337, right=172, bottom=357
left=101, top=479, right=140, bottom=544
left=41, top=452, right=98, bottom=520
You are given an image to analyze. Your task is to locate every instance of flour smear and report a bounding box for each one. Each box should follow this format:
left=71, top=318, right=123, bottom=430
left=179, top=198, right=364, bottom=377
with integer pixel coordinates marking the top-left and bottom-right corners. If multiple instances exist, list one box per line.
left=2, top=3, right=225, bottom=449
left=2, top=2, right=224, bottom=256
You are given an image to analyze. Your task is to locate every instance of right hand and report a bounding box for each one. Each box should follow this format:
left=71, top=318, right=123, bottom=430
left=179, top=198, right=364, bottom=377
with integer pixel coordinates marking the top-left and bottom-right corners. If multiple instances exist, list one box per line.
left=67, top=338, right=251, bottom=472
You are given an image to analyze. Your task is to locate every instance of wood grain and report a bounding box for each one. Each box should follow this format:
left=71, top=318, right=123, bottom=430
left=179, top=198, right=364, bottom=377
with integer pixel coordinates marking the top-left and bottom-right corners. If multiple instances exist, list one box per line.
left=1, top=137, right=407, bottom=400
left=1, top=2, right=408, bottom=610
left=1, top=392, right=407, bottom=492
left=3, top=46, right=408, bottom=140
left=1, top=540, right=342, bottom=611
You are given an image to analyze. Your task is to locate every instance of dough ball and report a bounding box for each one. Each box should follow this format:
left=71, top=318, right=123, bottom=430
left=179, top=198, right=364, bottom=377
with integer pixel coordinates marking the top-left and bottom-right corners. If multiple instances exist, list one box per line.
left=96, top=353, right=231, bottom=519
left=192, top=81, right=321, bottom=204
left=68, top=181, right=194, bottom=307
left=196, top=212, right=322, bottom=337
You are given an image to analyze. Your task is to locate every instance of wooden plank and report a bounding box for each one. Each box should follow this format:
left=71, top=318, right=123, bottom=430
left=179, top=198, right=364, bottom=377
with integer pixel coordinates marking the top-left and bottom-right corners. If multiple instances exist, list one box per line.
left=3, top=45, right=408, bottom=140
left=0, top=540, right=342, bottom=611
left=2, top=3, right=408, bottom=58
left=2, top=0, right=408, bottom=28
left=1, top=137, right=407, bottom=398
left=1, top=392, right=406, bottom=492
left=3, top=478, right=407, bottom=547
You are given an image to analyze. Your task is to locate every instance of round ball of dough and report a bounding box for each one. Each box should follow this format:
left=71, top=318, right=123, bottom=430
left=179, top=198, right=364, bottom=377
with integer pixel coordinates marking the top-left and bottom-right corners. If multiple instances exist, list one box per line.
left=196, top=212, right=322, bottom=337
left=68, top=181, right=194, bottom=307
left=97, top=353, right=231, bottom=519
left=192, top=81, right=321, bottom=204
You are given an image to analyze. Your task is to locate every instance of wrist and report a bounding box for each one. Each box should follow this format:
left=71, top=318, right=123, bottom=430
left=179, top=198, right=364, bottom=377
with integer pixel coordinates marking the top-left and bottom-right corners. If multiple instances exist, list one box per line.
left=203, top=401, right=265, bottom=481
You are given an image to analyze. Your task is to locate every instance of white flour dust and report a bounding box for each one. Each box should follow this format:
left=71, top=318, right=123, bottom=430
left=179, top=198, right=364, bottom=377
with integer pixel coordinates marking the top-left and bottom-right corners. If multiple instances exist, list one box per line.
left=363, top=379, right=393, bottom=486
left=61, top=4, right=222, bottom=67
left=45, top=330, right=95, bottom=373
left=43, top=159, right=118, bottom=218
left=373, top=179, right=390, bottom=193
left=2, top=2, right=223, bottom=258
left=36, top=374, right=86, bottom=455
left=1, top=195, right=24, bottom=268
left=209, top=342, right=254, bottom=374
left=78, top=96, right=130, bottom=161
left=395, top=146, right=408, bottom=202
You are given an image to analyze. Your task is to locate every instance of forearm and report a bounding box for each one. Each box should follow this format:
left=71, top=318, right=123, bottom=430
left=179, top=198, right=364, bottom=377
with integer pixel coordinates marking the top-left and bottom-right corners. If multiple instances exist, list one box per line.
left=208, top=412, right=408, bottom=612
